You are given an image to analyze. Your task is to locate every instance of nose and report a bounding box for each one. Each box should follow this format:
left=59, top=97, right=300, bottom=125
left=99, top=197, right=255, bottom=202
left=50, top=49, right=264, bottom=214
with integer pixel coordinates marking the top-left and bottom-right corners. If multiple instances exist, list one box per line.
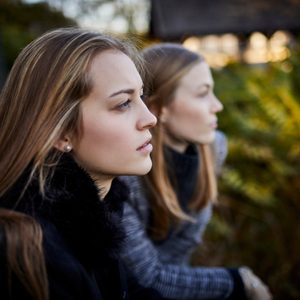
left=211, top=94, right=223, bottom=113
left=137, top=100, right=157, bottom=130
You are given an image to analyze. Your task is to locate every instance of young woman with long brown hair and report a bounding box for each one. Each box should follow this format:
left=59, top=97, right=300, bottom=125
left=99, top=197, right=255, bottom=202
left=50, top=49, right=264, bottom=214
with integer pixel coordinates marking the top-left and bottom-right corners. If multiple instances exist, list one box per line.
left=120, top=43, right=272, bottom=300
left=0, top=27, right=175, bottom=300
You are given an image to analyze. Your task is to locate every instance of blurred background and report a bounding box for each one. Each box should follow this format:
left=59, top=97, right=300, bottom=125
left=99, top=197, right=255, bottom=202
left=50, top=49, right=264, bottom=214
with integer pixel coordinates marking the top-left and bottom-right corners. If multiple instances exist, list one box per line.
left=0, top=0, right=299, bottom=299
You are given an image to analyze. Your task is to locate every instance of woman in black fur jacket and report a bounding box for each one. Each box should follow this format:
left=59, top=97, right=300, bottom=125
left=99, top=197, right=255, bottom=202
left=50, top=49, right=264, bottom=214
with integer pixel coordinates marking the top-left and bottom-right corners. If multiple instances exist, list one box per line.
left=0, top=28, right=161, bottom=300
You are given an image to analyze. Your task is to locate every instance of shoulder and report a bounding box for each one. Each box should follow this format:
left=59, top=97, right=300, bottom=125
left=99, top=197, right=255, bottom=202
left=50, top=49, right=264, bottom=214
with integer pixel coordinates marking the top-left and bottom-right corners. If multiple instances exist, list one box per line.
left=0, top=215, right=88, bottom=300
left=42, top=220, right=99, bottom=285
left=119, top=176, right=150, bottom=224
left=41, top=220, right=108, bottom=300
left=39, top=218, right=82, bottom=268
left=212, top=130, right=228, bottom=175
left=119, top=175, right=142, bottom=190
left=119, top=176, right=146, bottom=204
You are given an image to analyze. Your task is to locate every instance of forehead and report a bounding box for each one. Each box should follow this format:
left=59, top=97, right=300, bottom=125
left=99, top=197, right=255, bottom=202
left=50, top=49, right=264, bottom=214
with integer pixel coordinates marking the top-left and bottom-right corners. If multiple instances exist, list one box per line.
left=88, top=50, right=142, bottom=96
left=179, top=61, right=213, bottom=89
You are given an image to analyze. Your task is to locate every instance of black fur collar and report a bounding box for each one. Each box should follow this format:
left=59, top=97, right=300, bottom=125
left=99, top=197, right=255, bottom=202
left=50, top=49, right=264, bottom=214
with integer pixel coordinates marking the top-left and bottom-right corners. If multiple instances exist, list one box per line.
left=0, top=155, right=127, bottom=265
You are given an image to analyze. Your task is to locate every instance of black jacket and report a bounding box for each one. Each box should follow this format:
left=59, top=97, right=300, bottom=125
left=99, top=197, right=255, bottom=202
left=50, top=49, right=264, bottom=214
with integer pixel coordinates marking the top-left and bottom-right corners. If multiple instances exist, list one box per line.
left=0, top=155, right=166, bottom=300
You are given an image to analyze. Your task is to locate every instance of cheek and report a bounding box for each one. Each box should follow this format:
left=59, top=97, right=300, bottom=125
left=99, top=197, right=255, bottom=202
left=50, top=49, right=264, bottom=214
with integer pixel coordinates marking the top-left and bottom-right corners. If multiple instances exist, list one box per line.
left=171, top=100, right=208, bottom=126
left=83, top=118, right=129, bottom=152
left=83, top=117, right=105, bottom=144
left=74, top=117, right=134, bottom=174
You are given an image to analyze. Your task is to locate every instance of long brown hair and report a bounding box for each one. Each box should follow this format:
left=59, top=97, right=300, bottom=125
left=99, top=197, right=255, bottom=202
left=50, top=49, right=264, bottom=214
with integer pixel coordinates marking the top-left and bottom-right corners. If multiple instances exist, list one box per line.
left=0, top=27, right=143, bottom=197
left=0, top=209, right=48, bottom=300
left=0, top=27, right=143, bottom=298
left=141, top=43, right=217, bottom=240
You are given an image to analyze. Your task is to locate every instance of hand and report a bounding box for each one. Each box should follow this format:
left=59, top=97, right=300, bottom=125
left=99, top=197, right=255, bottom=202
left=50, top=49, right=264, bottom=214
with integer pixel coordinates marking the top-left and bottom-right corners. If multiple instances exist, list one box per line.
left=239, top=267, right=272, bottom=300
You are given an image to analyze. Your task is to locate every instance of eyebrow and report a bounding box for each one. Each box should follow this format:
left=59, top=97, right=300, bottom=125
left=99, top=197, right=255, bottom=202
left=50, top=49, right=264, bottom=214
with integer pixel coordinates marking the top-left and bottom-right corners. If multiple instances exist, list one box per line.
left=109, top=88, right=135, bottom=98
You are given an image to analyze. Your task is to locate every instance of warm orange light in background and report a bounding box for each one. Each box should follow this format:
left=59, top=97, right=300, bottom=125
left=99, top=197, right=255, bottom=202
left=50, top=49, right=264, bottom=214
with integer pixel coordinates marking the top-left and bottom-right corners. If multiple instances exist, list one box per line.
left=183, top=34, right=238, bottom=68
left=183, top=31, right=292, bottom=68
left=269, top=31, right=291, bottom=62
left=243, top=32, right=269, bottom=64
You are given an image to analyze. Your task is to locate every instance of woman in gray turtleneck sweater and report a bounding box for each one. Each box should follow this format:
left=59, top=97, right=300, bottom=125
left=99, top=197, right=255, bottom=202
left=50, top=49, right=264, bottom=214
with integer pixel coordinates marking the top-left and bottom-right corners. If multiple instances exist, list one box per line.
left=120, top=43, right=272, bottom=300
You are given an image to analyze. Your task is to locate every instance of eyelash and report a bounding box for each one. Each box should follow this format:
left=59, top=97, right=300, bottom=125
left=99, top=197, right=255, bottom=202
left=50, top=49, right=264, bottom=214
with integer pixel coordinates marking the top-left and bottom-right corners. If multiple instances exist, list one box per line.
left=198, top=90, right=210, bottom=97
left=116, top=99, right=131, bottom=110
left=115, top=90, right=144, bottom=111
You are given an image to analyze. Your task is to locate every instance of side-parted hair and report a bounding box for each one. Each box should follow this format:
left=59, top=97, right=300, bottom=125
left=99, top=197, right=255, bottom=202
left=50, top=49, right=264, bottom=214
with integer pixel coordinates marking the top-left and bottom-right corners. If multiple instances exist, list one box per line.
left=141, top=43, right=217, bottom=240
left=0, top=209, right=48, bottom=300
left=0, top=27, right=143, bottom=197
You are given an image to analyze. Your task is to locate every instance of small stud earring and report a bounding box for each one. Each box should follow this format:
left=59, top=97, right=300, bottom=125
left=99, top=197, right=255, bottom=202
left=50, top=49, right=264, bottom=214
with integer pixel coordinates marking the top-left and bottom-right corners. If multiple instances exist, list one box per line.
left=64, top=145, right=72, bottom=152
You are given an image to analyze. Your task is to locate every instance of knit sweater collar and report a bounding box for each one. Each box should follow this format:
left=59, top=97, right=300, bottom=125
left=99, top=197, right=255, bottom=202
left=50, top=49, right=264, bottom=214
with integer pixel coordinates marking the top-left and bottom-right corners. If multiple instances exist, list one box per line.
left=164, top=144, right=199, bottom=210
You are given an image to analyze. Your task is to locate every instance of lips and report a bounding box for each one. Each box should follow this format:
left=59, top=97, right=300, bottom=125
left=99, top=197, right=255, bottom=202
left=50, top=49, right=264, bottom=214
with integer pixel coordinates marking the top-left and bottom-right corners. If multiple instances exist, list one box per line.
left=137, top=138, right=152, bottom=151
left=210, top=119, right=218, bottom=128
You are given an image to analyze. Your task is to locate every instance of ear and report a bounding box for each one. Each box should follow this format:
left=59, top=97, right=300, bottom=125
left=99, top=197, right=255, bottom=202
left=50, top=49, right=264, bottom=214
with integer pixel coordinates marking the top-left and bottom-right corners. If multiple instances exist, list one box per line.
left=54, top=135, right=73, bottom=153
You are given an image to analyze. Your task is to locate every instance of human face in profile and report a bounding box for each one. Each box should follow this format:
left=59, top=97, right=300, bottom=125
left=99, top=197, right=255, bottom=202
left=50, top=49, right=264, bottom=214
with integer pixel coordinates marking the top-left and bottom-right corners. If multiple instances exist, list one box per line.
left=161, top=61, right=223, bottom=153
left=72, top=50, right=157, bottom=185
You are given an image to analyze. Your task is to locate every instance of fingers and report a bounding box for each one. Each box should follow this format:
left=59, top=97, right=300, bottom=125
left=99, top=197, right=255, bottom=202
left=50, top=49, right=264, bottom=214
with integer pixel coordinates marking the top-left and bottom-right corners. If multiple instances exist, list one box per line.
left=239, top=267, right=273, bottom=300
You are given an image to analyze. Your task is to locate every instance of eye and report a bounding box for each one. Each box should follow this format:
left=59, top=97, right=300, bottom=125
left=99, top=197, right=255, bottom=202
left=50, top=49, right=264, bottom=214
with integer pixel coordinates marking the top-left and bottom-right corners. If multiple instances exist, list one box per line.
left=197, top=88, right=210, bottom=98
left=116, top=99, right=131, bottom=110
left=198, top=92, right=208, bottom=98
left=140, top=94, right=148, bottom=101
left=139, top=88, right=146, bottom=100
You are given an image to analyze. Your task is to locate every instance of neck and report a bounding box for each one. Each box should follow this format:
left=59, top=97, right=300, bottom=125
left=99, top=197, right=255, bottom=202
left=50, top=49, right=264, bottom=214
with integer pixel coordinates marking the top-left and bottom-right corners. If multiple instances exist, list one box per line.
left=163, top=132, right=188, bottom=153
left=89, top=173, right=114, bottom=199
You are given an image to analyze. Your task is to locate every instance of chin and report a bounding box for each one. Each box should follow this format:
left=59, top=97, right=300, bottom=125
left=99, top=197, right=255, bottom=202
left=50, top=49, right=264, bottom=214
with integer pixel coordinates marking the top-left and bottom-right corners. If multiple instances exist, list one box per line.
left=138, top=160, right=153, bottom=175
left=127, top=159, right=153, bottom=176
left=195, top=134, right=216, bottom=145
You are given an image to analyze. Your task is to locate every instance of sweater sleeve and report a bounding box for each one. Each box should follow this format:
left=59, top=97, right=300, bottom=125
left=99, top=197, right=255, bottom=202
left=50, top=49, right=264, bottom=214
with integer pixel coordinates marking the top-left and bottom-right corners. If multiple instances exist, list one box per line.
left=121, top=200, right=240, bottom=299
left=154, top=205, right=212, bottom=265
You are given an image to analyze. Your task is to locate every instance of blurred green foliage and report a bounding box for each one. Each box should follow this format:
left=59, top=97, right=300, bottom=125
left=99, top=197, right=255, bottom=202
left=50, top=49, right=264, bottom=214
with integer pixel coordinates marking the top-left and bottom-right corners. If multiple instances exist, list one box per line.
left=193, top=46, right=300, bottom=299
left=0, top=0, right=76, bottom=73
